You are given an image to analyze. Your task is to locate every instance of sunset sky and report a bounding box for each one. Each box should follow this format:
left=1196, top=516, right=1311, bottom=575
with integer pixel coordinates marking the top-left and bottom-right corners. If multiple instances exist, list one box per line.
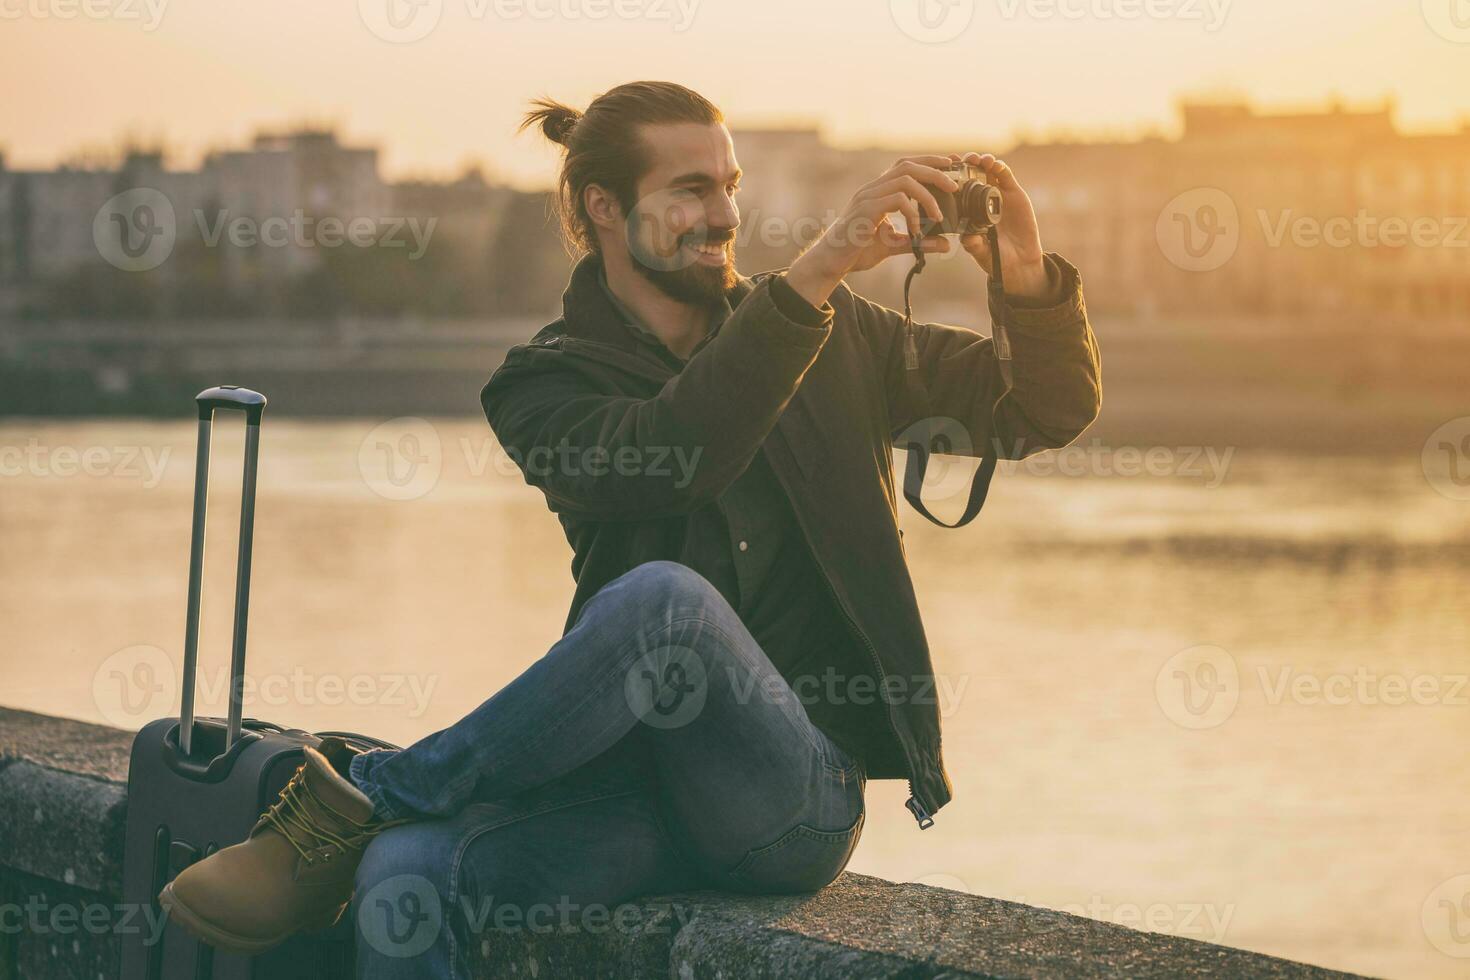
left=2, top=0, right=1467, bottom=187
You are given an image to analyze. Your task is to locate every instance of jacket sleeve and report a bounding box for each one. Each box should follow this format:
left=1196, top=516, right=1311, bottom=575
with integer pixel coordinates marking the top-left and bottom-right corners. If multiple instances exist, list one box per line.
left=852, top=252, right=1102, bottom=460
left=481, top=276, right=833, bottom=520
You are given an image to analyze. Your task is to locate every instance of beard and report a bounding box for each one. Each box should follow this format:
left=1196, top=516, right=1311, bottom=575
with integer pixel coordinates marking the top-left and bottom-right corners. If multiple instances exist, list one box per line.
left=633, top=231, right=738, bottom=306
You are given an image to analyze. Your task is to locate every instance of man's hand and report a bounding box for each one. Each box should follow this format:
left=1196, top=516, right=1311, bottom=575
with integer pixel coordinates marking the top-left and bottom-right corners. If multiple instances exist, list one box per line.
left=785, top=155, right=958, bottom=308
left=951, top=152, right=1050, bottom=300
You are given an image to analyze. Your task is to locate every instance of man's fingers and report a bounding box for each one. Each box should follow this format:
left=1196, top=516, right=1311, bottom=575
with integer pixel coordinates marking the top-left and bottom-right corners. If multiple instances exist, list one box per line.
left=860, top=160, right=958, bottom=198
left=869, top=191, right=924, bottom=237
left=890, top=154, right=955, bottom=171
left=952, top=152, right=1022, bottom=189
left=890, top=160, right=959, bottom=191
left=860, top=175, right=943, bottom=224
left=982, top=156, right=1022, bottom=190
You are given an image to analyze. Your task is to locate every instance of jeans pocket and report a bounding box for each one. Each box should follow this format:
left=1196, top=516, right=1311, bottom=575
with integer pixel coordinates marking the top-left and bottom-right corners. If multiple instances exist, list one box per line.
left=726, top=810, right=865, bottom=894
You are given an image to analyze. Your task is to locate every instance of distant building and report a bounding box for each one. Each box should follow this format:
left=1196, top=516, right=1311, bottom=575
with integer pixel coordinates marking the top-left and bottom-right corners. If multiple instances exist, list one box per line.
left=736, top=101, right=1470, bottom=318
left=2, top=103, right=1466, bottom=319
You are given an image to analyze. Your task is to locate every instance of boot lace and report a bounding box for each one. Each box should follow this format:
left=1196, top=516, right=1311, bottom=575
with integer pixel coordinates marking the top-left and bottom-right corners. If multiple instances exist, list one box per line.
left=262, top=768, right=389, bottom=865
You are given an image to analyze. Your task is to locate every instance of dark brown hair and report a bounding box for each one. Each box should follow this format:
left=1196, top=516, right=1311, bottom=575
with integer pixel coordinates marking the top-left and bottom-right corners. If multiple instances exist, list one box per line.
left=521, top=81, right=723, bottom=255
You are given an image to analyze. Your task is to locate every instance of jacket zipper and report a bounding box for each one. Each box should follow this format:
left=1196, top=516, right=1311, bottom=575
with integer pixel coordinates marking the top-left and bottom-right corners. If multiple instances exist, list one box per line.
left=772, top=467, right=934, bottom=829
left=520, top=332, right=936, bottom=828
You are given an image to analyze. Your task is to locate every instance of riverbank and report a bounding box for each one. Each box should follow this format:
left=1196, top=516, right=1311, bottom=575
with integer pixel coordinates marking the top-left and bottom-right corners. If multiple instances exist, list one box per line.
left=0, top=706, right=1367, bottom=979
left=3, top=313, right=1466, bottom=455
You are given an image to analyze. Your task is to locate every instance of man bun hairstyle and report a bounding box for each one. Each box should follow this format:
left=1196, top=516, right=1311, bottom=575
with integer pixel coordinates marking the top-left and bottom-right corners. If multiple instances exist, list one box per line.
left=521, top=81, right=723, bottom=255
left=524, top=99, right=581, bottom=147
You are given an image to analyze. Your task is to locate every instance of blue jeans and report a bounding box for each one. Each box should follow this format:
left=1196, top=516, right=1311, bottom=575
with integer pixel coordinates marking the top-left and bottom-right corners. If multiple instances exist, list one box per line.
left=346, top=561, right=867, bottom=979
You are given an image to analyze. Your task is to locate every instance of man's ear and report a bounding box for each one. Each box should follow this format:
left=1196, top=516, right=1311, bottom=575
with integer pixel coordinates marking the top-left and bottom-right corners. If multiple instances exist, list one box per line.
left=584, top=183, right=622, bottom=234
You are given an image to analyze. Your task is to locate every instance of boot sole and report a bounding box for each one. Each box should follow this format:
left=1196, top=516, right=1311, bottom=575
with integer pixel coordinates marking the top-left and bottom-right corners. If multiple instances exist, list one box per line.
left=158, top=881, right=344, bottom=955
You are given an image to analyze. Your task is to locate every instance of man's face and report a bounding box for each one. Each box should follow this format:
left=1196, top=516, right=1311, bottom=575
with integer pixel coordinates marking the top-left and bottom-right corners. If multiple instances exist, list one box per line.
left=622, top=122, right=741, bottom=304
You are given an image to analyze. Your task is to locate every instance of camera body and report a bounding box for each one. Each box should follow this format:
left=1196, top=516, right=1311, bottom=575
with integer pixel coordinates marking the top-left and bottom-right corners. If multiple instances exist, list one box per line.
left=922, top=163, right=1003, bottom=237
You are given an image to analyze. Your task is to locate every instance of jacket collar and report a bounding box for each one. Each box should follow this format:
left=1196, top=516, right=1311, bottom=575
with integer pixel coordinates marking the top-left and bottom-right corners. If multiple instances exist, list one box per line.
left=560, top=252, right=754, bottom=355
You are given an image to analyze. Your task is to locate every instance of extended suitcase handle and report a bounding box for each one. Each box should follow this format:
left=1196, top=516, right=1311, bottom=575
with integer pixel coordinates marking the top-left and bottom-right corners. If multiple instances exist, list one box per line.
left=196, top=384, right=267, bottom=423
left=179, top=386, right=268, bottom=758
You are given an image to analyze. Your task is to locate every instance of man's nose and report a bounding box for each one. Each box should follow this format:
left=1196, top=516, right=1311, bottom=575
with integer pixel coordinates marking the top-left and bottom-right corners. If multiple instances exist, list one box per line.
left=709, top=195, right=739, bottom=232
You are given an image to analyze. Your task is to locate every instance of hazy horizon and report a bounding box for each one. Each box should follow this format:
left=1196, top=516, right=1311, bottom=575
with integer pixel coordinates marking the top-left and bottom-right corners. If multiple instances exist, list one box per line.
left=3, top=0, right=1469, bottom=188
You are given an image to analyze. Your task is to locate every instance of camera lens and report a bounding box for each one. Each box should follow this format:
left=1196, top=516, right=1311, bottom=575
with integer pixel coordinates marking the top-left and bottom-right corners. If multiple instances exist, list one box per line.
left=959, top=182, right=1002, bottom=233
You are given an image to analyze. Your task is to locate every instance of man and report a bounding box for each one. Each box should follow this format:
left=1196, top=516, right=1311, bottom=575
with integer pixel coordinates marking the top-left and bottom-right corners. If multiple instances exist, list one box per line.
left=160, top=80, right=1100, bottom=977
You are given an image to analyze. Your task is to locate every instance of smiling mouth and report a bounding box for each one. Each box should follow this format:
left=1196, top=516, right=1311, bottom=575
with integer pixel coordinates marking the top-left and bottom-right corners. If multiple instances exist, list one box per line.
left=685, top=239, right=730, bottom=264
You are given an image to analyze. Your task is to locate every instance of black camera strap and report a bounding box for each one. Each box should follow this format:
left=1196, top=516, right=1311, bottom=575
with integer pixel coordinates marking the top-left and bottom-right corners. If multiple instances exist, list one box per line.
left=901, top=222, right=1012, bottom=529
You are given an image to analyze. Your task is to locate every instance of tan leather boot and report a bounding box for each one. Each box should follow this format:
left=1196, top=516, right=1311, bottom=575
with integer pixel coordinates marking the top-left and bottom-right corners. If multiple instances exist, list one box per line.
left=159, top=737, right=405, bottom=954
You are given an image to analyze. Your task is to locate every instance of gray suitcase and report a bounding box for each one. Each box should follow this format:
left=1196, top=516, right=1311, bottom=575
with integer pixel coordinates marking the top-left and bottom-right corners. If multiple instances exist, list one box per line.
left=118, top=386, right=397, bottom=980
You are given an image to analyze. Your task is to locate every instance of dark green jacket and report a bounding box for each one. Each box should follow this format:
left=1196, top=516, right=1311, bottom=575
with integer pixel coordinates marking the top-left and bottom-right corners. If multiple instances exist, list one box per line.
left=481, top=253, right=1102, bottom=825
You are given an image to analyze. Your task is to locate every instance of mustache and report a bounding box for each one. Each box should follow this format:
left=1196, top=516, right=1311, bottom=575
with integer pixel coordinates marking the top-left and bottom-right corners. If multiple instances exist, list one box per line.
left=679, top=228, right=736, bottom=246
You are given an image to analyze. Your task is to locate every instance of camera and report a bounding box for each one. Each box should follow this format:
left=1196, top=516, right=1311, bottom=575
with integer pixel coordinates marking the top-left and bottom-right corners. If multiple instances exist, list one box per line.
left=921, top=163, right=1003, bottom=237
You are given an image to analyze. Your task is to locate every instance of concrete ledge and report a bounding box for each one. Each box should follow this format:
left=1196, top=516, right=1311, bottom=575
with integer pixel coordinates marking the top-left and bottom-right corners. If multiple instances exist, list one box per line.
left=0, top=706, right=1366, bottom=980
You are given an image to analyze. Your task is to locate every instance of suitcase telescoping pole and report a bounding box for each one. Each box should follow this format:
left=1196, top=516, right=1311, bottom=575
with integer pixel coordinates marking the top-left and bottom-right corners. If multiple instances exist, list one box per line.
left=179, top=386, right=267, bottom=758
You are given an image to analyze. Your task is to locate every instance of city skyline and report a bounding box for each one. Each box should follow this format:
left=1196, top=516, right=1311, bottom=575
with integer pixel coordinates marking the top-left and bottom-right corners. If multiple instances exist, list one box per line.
left=3, top=0, right=1469, bottom=186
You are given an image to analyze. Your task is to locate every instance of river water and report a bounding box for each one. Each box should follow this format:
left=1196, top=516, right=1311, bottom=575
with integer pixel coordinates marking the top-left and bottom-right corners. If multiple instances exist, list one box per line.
left=2, top=417, right=1467, bottom=978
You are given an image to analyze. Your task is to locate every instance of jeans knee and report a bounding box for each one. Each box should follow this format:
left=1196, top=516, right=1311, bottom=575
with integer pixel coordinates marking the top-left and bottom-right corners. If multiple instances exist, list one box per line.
left=614, top=561, right=724, bottom=615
